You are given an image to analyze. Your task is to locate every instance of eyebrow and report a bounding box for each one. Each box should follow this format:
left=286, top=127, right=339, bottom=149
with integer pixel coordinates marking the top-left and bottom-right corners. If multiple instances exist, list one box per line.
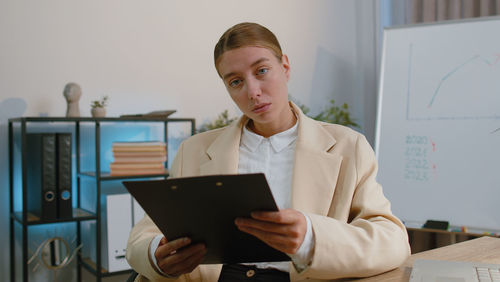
left=222, top=57, right=270, bottom=81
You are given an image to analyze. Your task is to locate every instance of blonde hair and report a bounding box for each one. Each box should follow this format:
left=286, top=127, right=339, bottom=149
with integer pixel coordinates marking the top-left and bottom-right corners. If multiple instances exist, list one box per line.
left=214, top=22, right=283, bottom=76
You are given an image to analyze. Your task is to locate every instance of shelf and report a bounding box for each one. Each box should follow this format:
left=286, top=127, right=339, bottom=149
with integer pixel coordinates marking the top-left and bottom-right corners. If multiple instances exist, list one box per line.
left=79, top=170, right=169, bottom=180
left=12, top=208, right=96, bottom=225
left=9, top=116, right=194, bottom=281
left=9, top=116, right=195, bottom=123
left=80, top=257, right=134, bottom=277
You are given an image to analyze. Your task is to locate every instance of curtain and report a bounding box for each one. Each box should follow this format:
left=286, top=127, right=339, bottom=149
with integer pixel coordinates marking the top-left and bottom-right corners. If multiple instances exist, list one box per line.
left=408, top=0, right=500, bottom=23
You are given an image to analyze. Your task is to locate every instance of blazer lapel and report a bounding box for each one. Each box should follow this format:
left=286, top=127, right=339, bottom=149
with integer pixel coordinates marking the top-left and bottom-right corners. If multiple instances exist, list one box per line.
left=199, top=104, right=342, bottom=216
left=290, top=103, right=343, bottom=215
left=199, top=117, right=247, bottom=175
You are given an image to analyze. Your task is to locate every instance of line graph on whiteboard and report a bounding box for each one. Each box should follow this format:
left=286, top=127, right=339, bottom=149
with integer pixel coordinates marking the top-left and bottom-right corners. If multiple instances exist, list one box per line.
left=405, top=43, right=500, bottom=121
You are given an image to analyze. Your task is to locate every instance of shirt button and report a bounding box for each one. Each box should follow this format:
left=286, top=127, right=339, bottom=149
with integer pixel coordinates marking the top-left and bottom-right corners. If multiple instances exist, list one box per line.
left=246, top=269, right=255, bottom=277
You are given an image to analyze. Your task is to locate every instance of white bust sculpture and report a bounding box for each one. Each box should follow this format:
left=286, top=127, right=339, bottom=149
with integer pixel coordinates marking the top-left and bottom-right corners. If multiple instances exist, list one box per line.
left=63, top=82, right=82, bottom=117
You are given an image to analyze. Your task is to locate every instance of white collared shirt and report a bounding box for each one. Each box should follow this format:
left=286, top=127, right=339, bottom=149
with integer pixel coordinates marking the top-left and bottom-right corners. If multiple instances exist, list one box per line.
left=238, top=123, right=297, bottom=210
left=239, top=121, right=314, bottom=273
left=150, top=119, right=314, bottom=275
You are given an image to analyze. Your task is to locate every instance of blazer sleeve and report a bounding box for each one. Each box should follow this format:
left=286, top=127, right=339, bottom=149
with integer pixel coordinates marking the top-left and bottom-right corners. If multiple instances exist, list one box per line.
left=290, top=135, right=411, bottom=280
left=125, top=142, right=189, bottom=281
left=126, top=142, right=221, bottom=282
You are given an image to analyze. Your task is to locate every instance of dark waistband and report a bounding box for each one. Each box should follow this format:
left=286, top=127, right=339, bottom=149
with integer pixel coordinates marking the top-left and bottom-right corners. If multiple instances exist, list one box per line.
left=218, top=264, right=290, bottom=282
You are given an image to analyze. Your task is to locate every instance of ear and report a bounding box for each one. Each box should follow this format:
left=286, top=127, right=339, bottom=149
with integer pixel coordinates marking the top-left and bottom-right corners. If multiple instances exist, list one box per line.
left=281, top=54, right=291, bottom=81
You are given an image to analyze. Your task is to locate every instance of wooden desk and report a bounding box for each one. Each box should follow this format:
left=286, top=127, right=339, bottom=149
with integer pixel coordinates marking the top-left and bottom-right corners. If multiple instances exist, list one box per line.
left=352, top=236, right=500, bottom=281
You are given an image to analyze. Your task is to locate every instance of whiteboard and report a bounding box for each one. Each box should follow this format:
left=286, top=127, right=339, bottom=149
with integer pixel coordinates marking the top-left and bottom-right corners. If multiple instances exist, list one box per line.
left=375, top=17, right=500, bottom=232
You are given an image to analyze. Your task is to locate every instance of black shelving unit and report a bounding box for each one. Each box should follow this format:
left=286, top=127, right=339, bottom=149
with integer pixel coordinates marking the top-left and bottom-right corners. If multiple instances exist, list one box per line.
left=9, top=116, right=195, bottom=282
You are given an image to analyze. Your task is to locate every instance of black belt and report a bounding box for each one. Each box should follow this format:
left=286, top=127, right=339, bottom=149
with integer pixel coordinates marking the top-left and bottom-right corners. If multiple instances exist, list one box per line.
left=218, top=264, right=290, bottom=282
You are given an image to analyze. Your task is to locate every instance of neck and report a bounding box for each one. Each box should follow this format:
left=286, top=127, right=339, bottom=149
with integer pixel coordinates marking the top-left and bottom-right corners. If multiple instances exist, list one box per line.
left=248, top=108, right=297, bottom=138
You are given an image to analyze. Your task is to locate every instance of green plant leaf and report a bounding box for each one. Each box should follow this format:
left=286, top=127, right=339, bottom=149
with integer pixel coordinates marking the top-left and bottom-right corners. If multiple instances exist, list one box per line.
left=197, top=109, right=237, bottom=133
left=292, top=97, right=359, bottom=129
left=198, top=98, right=359, bottom=134
left=91, top=95, right=109, bottom=108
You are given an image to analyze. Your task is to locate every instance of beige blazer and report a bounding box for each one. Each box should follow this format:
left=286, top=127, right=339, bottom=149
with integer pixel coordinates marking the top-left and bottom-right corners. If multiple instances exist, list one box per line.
left=126, top=103, right=411, bottom=281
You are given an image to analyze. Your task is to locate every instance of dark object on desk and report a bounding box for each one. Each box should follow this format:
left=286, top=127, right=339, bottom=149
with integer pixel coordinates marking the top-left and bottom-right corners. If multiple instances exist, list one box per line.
left=123, top=173, right=290, bottom=264
left=423, top=220, right=449, bottom=230
left=120, top=110, right=176, bottom=118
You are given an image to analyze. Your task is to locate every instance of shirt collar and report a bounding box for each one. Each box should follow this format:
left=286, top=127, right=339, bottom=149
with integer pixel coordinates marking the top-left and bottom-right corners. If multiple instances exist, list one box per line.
left=241, top=120, right=298, bottom=153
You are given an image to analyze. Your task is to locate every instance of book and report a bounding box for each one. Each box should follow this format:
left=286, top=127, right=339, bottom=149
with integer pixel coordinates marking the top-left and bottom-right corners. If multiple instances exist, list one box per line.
left=112, top=142, right=166, bottom=152
left=112, top=147, right=166, bottom=152
left=111, top=141, right=167, bottom=176
left=109, top=168, right=167, bottom=176
left=110, top=162, right=164, bottom=170
left=113, top=155, right=167, bottom=163
left=112, top=141, right=166, bottom=147
left=113, top=151, right=167, bottom=157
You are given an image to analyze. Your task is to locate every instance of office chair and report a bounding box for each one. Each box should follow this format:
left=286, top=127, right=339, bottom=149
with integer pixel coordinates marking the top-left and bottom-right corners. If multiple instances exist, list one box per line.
left=126, top=271, right=138, bottom=282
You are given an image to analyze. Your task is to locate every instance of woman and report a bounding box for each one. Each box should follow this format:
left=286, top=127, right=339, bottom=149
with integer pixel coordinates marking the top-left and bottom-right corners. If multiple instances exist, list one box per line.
left=126, top=22, right=410, bottom=282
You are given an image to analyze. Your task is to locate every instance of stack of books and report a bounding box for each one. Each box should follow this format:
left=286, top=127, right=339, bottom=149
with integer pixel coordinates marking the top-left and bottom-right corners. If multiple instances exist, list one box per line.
left=110, top=141, right=167, bottom=176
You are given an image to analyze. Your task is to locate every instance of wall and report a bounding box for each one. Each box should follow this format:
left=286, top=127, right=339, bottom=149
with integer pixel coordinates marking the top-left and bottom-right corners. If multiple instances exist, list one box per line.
left=0, top=0, right=378, bottom=280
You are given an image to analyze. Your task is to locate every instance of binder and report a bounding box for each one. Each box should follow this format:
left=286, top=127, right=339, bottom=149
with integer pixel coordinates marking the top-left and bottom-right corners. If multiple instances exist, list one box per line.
left=27, top=134, right=58, bottom=220
left=57, top=133, right=72, bottom=218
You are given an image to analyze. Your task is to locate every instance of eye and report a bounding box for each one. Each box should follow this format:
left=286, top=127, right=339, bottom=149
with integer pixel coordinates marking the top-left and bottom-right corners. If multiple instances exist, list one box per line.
left=257, top=68, right=268, bottom=75
left=229, top=79, right=242, bottom=88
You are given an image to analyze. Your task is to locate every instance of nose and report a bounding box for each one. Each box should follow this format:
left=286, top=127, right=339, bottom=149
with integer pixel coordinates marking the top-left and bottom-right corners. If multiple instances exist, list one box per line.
left=245, top=77, right=262, bottom=100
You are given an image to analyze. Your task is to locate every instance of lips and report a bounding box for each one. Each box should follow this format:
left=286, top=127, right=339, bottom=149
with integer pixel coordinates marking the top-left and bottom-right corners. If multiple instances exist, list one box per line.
left=251, top=103, right=271, bottom=113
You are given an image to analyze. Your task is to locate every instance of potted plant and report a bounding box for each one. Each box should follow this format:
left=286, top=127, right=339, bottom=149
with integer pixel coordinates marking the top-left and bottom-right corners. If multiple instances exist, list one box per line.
left=90, top=95, right=108, bottom=117
left=295, top=99, right=359, bottom=129
left=198, top=110, right=237, bottom=133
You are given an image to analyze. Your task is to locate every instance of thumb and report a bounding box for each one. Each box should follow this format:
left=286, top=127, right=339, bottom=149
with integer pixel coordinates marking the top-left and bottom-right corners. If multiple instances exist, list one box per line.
left=159, top=236, right=168, bottom=246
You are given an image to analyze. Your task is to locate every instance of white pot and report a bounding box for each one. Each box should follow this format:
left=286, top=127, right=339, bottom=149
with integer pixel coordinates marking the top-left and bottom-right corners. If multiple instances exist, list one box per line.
left=91, top=107, right=106, bottom=117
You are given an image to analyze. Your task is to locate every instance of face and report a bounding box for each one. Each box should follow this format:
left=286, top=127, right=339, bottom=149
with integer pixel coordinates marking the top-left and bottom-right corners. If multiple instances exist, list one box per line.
left=63, top=84, right=82, bottom=101
left=217, top=46, right=293, bottom=135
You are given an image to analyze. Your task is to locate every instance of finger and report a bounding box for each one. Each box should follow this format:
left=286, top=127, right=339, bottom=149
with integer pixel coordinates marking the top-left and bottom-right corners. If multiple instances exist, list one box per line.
left=160, top=244, right=206, bottom=276
left=155, top=237, right=191, bottom=259
left=167, top=248, right=206, bottom=276
left=235, top=218, right=297, bottom=235
left=238, top=225, right=287, bottom=245
left=166, top=254, right=204, bottom=276
left=237, top=225, right=300, bottom=254
left=166, top=243, right=206, bottom=265
left=185, top=251, right=205, bottom=272
left=250, top=209, right=300, bottom=224
left=235, top=214, right=307, bottom=237
left=159, top=236, right=168, bottom=246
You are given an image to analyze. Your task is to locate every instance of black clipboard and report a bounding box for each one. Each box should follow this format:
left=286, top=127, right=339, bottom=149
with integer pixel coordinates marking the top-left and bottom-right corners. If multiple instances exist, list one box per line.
left=123, top=173, right=290, bottom=264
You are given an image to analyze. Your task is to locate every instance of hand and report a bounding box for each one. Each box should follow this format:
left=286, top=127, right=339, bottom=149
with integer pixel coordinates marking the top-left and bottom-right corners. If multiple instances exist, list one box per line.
left=234, top=209, right=307, bottom=254
left=154, top=237, right=206, bottom=277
